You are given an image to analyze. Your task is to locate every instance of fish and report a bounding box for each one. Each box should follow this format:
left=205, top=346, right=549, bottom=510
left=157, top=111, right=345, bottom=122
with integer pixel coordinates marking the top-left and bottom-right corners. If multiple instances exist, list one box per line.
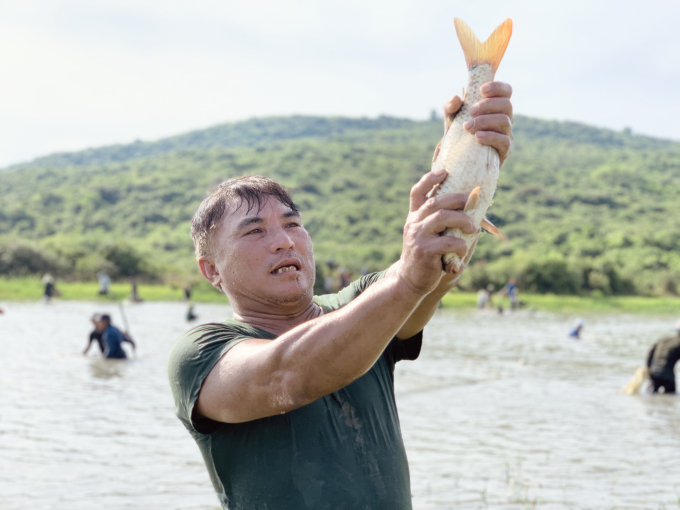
left=430, top=18, right=513, bottom=273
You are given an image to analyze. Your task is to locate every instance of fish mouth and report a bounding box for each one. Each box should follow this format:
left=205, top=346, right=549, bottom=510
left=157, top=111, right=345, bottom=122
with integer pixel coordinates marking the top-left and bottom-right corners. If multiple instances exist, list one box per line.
left=270, top=259, right=302, bottom=275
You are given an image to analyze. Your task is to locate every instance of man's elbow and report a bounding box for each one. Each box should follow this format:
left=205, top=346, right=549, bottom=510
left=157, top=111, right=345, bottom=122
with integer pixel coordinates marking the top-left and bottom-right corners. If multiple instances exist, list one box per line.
left=274, top=369, right=355, bottom=413
left=269, top=370, right=317, bottom=413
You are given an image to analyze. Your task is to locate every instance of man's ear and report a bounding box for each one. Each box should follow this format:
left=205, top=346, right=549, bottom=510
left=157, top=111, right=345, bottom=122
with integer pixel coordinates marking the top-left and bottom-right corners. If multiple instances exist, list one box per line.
left=198, top=257, right=222, bottom=289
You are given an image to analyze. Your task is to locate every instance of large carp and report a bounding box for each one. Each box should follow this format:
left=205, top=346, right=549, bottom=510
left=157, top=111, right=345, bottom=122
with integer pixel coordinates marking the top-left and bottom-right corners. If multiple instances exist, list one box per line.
left=431, top=18, right=513, bottom=273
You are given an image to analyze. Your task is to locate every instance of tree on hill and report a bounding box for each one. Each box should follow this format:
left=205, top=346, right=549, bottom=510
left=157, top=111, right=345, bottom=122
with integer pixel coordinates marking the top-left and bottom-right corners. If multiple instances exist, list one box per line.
left=1, top=115, right=679, bottom=296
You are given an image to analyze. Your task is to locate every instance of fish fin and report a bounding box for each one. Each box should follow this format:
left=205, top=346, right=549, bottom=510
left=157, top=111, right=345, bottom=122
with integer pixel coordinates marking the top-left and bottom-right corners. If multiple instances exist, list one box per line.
left=454, top=18, right=513, bottom=73
left=432, top=140, right=442, bottom=163
left=480, top=217, right=498, bottom=234
left=481, top=217, right=507, bottom=240
left=464, top=187, right=481, bottom=213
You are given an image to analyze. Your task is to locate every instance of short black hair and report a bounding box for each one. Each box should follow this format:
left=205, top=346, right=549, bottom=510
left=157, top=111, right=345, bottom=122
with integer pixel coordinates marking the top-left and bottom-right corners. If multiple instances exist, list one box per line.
left=100, top=314, right=111, bottom=323
left=191, top=175, right=298, bottom=257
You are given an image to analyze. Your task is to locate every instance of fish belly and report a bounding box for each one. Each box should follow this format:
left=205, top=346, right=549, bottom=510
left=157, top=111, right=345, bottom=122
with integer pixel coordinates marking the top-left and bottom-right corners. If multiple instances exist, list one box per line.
left=431, top=64, right=500, bottom=272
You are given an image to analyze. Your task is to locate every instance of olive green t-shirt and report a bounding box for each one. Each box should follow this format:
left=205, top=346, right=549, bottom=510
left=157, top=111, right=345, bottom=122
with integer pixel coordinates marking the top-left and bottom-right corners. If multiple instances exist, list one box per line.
left=167, top=272, right=422, bottom=510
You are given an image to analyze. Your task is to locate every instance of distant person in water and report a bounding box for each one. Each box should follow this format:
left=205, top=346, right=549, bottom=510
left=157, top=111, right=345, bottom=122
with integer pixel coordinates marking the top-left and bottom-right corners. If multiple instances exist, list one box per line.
left=646, top=321, right=680, bottom=394
left=569, top=319, right=584, bottom=339
left=186, top=305, right=198, bottom=322
left=42, top=273, right=60, bottom=303
left=83, top=313, right=107, bottom=355
left=477, top=284, right=495, bottom=309
left=501, top=278, right=518, bottom=309
left=130, top=280, right=143, bottom=303
left=100, top=314, right=136, bottom=359
left=183, top=286, right=192, bottom=301
left=97, top=271, right=111, bottom=296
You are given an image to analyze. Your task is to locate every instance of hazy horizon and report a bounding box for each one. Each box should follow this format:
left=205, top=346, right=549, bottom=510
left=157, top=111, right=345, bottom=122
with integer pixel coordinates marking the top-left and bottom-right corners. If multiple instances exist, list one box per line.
left=2, top=0, right=679, bottom=167
left=2, top=110, right=673, bottom=169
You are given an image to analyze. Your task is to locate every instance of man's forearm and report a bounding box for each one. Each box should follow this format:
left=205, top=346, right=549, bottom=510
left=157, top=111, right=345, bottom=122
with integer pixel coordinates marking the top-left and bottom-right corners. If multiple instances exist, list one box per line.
left=201, top=273, right=426, bottom=423
left=273, top=274, right=424, bottom=403
left=385, top=261, right=458, bottom=339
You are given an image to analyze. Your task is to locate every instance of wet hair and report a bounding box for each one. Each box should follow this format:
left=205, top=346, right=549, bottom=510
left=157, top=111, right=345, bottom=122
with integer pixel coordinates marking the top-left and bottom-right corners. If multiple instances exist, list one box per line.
left=191, top=175, right=298, bottom=258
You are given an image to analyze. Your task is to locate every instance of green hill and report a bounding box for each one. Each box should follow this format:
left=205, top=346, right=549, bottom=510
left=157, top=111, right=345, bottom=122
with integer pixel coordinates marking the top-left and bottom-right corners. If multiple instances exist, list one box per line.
left=2, top=115, right=679, bottom=296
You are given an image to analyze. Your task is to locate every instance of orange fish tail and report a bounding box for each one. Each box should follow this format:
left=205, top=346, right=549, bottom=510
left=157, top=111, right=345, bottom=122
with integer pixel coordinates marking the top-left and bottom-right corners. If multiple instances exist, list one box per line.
left=454, top=18, right=513, bottom=73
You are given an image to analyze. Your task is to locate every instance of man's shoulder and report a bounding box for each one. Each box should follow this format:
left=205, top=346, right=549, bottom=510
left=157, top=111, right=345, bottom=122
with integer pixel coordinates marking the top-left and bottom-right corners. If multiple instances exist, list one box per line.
left=657, top=333, right=680, bottom=348
left=104, top=325, right=123, bottom=337
left=314, top=271, right=386, bottom=312
left=168, top=321, right=264, bottom=406
left=172, top=321, right=259, bottom=354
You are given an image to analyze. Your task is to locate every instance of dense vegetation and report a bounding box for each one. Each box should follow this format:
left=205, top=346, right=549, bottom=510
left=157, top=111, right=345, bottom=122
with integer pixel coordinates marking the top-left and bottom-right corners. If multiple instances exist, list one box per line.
left=2, top=115, right=679, bottom=296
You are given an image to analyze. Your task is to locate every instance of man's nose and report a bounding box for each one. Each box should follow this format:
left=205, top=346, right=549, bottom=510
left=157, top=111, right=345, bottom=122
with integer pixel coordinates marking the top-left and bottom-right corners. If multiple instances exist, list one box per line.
left=270, top=226, right=295, bottom=253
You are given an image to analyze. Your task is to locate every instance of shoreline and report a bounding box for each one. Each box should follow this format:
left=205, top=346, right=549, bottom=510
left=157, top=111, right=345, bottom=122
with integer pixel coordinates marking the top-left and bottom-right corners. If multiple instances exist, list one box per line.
left=2, top=278, right=679, bottom=314
left=441, top=291, right=680, bottom=314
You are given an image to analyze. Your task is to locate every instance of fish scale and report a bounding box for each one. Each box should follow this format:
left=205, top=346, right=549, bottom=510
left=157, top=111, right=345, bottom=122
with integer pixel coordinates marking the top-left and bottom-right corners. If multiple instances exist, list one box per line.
left=430, top=18, right=512, bottom=273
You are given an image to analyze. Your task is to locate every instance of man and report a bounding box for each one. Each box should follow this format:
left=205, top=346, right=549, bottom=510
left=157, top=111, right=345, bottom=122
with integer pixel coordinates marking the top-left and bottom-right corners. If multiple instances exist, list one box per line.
left=646, top=320, right=680, bottom=394
left=100, top=314, right=136, bottom=359
left=502, top=277, right=518, bottom=309
left=168, top=82, right=513, bottom=509
left=42, top=273, right=60, bottom=303
left=83, top=313, right=106, bottom=355
left=477, top=283, right=495, bottom=309
left=97, top=271, right=111, bottom=296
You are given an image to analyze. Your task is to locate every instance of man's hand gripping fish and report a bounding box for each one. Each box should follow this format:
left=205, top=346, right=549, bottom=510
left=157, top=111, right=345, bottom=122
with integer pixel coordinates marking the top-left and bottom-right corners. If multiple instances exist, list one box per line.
left=431, top=18, right=513, bottom=273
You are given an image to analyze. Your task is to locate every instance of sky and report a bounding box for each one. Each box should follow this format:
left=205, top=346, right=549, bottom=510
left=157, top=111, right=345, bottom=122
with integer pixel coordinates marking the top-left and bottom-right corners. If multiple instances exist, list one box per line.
left=1, top=0, right=679, bottom=167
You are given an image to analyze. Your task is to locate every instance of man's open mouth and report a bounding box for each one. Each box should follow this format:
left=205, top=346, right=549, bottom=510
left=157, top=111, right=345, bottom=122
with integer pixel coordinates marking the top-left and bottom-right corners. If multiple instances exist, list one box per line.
left=271, top=261, right=301, bottom=274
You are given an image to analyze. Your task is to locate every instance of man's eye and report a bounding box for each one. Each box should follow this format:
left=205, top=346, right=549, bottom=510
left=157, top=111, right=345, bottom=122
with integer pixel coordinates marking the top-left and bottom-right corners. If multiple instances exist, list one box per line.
left=247, top=228, right=263, bottom=235
left=286, top=222, right=300, bottom=228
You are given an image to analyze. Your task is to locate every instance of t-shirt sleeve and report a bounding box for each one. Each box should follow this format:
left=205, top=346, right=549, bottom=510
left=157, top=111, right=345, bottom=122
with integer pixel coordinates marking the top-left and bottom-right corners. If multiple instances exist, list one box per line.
left=314, top=271, right=387, bottom=312
left=314, top=270, right=423, bottom=365
left=167, top=323, right=253, bottom=434
left=385, top=330, right=423, bottom=366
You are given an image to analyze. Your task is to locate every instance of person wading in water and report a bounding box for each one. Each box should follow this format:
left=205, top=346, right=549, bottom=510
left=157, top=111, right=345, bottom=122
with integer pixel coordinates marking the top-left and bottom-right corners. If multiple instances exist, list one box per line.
left=100, top=314, right=136, bottom=359
left=646, top=320, right=680, bottom=394
left=83, top=313, right=107, bottom=355
left=168, top=83, right=513, bottom=509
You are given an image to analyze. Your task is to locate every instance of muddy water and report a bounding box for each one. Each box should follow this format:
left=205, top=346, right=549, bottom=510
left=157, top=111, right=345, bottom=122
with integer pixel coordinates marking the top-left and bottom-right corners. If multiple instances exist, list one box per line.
left=0, top=301, right=678, bottom=509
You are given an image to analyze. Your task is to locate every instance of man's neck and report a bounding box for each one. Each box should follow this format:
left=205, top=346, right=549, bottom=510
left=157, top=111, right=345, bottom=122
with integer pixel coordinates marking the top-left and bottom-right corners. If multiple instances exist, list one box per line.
left=232, top=298, right=323, bottom=337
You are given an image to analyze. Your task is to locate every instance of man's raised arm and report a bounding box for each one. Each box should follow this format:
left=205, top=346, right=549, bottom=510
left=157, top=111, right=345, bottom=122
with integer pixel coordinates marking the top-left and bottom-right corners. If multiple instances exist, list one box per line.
left=195, top=170, right=475, bottom=424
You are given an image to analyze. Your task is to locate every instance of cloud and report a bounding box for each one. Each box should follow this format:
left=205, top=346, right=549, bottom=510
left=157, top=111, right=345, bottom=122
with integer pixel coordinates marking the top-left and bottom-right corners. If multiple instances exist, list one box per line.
left=1, top=0, right=679, bottom=167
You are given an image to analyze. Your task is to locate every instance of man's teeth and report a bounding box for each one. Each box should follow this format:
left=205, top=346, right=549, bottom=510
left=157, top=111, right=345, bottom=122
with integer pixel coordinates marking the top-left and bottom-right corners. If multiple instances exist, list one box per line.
left=274, top=265, right=297, bottom=274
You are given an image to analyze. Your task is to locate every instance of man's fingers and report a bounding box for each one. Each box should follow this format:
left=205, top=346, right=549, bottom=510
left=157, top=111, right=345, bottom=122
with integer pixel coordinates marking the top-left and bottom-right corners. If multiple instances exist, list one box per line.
left=409, top=170, right=448, bottom=212
left=443, top=95, right=463, bottom=133
left=463, top=114, right=512, bottom=137
left=480, top=81, right=512, bottom=99
left=413, top=192, right=467, bottom=221
left=448, top=235, right=479, bottom=279
left=421, top=209, right=478, bottom=236
left=443, top=95, right=463, bottom=116
left=436, top=235, right=469, bottom=260
left=469, top=97, right=513, bottom=121
left=475, top=131, right=512, bottom=163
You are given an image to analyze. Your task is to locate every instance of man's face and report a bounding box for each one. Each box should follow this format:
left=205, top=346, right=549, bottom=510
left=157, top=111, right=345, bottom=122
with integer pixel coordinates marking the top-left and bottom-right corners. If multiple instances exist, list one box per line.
left=208, top=198, right=316, bottom=309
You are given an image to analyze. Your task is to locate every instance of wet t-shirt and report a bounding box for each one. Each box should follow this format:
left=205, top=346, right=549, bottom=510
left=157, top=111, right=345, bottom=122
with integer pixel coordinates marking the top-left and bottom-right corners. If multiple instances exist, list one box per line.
left=167, top=272, right=422, bottom=510
left=102, top=325, right=128, bottom=359
left=648, top=333, right=680, bottom=381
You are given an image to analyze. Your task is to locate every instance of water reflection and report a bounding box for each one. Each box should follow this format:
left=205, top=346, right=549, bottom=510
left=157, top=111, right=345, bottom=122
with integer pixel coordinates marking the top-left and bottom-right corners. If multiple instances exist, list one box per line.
left=89, top=358, right=128, bottom=379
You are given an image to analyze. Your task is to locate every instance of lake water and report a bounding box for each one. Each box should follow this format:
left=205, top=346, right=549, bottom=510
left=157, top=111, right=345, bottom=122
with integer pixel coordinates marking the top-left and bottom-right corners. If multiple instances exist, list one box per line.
left=0, top=300, right=678, bottom=509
